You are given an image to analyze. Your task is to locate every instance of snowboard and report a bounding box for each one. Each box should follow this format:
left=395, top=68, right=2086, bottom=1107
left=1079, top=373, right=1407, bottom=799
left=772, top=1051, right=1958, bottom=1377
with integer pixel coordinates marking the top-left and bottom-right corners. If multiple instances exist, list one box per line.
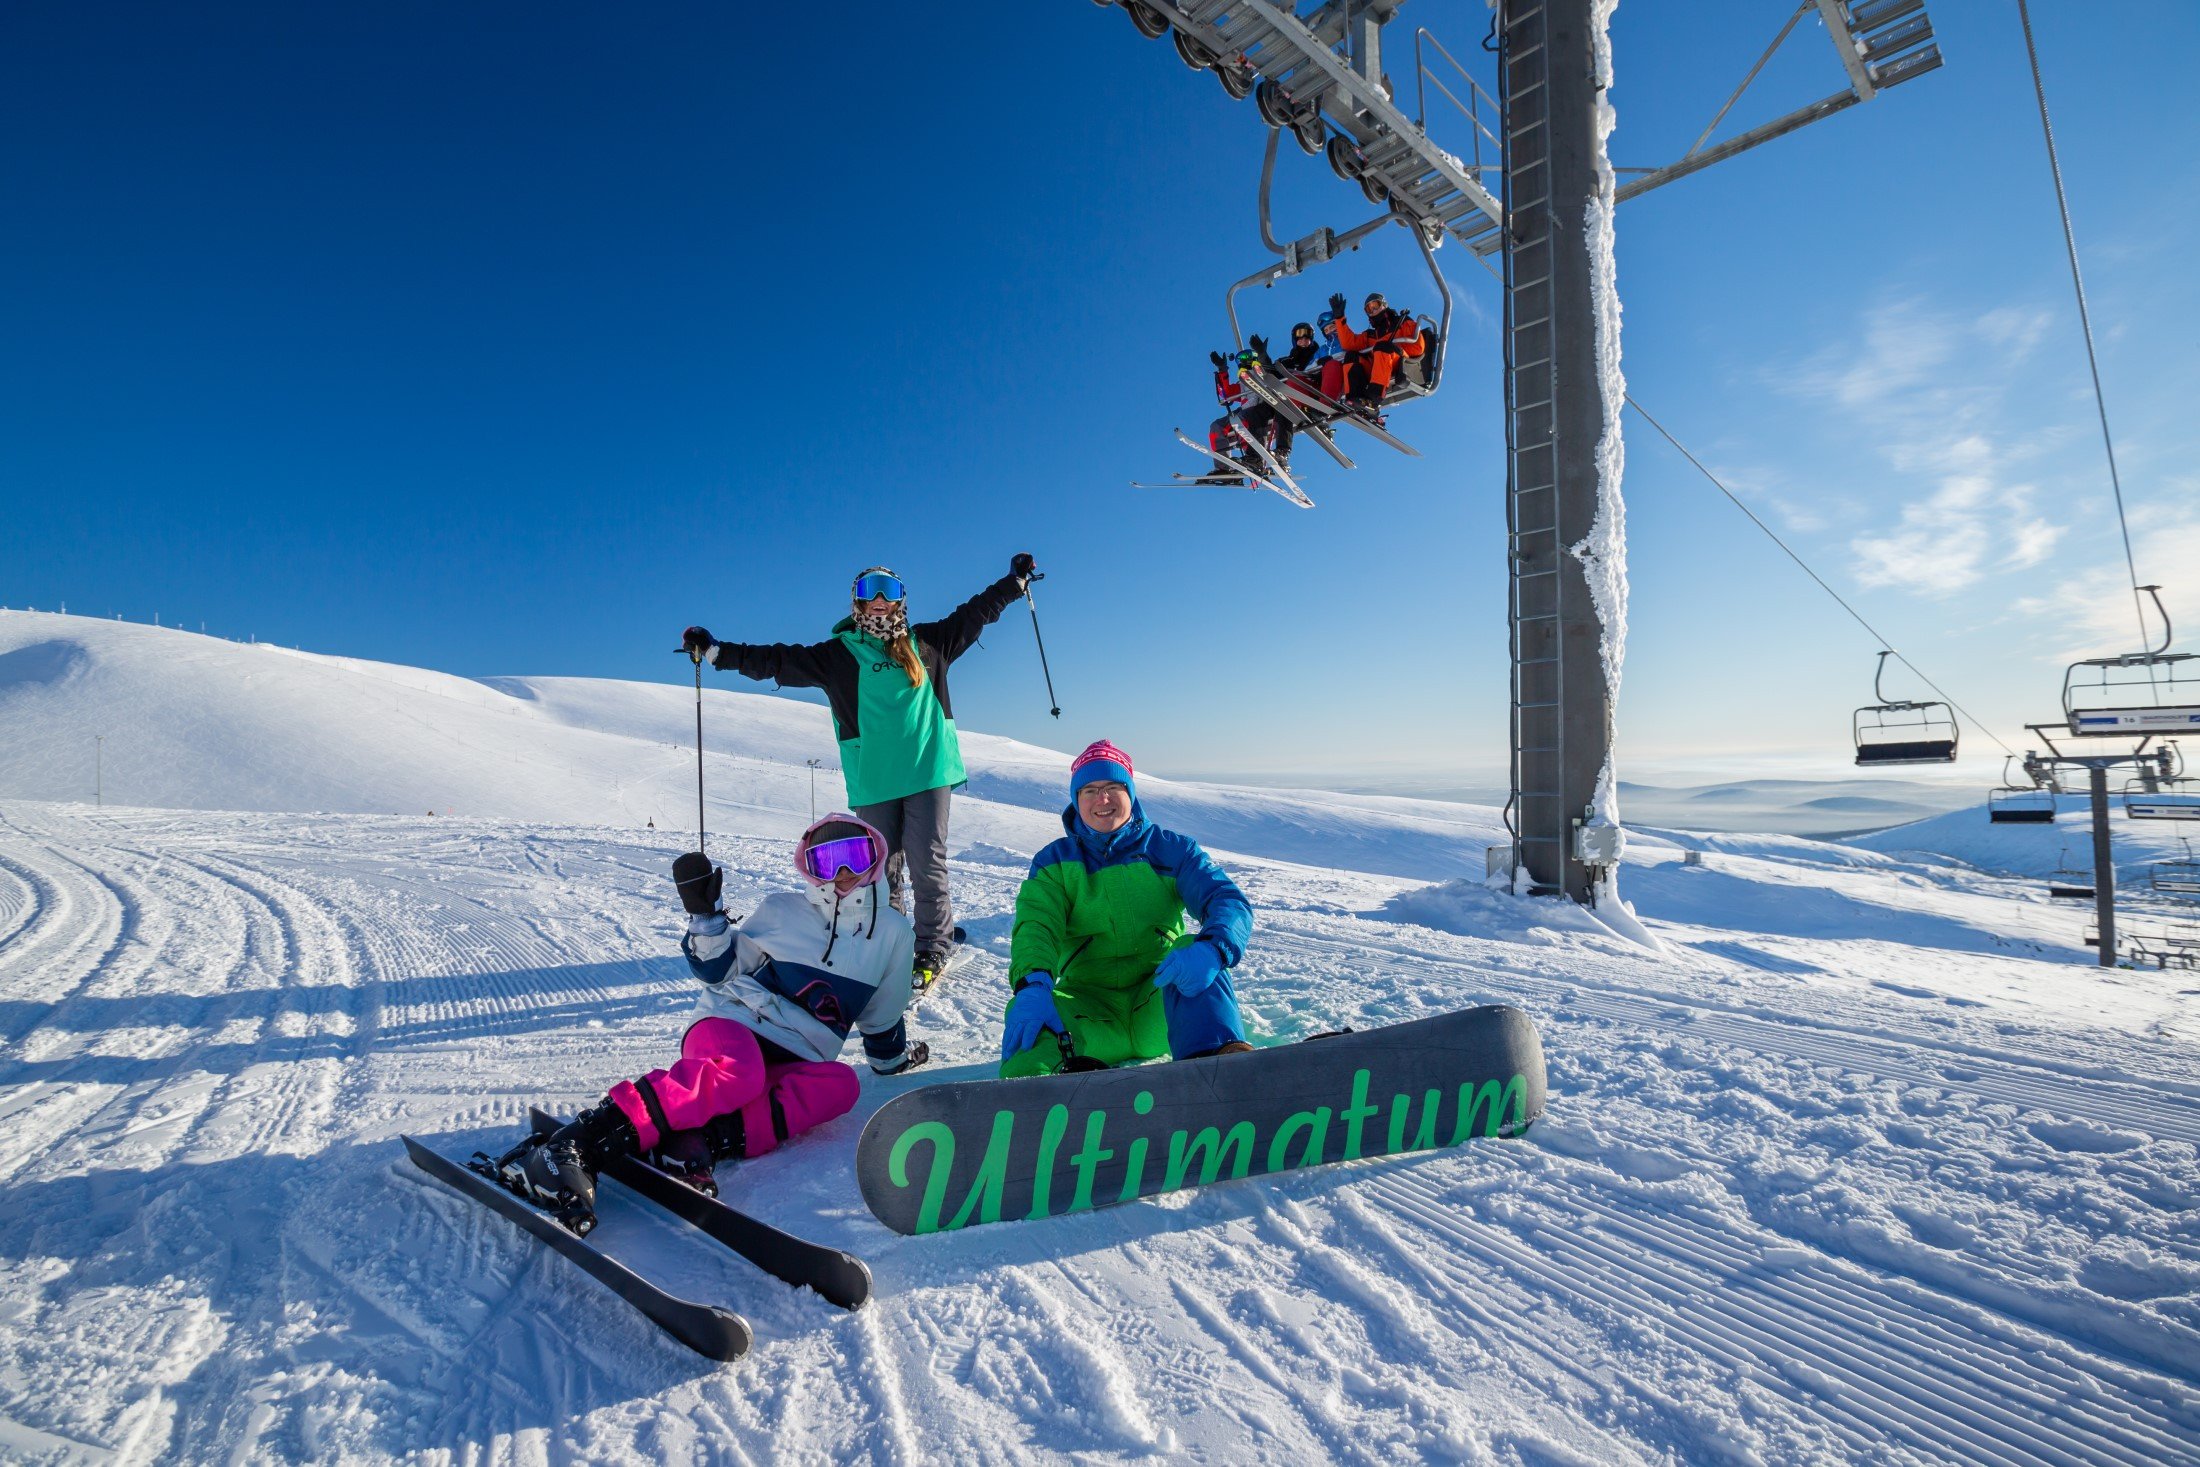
left=855, top=1004, right=1544, bottom=1236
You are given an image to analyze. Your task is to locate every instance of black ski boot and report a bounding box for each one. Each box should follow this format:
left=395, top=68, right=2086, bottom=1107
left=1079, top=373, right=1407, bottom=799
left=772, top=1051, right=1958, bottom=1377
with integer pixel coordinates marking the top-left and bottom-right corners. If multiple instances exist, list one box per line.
left=649, top=1128, right=721, bottom=1198
left=480, top=1099, right=640, bottom=1237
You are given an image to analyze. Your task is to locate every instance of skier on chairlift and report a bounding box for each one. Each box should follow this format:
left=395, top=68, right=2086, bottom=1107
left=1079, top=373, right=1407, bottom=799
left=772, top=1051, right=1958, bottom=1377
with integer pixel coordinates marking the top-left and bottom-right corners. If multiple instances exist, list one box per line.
left=1329, top=290, right=1423, bottom=417
left=1204, top=347, right=1290, bottom=483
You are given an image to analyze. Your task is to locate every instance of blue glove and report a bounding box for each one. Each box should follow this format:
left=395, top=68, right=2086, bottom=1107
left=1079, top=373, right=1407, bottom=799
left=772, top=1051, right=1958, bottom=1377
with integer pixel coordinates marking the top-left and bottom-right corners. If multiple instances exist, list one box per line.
left=1153, top=941, right=1226, bottom=997
left=1001, top=975, right=1065, bottom=1059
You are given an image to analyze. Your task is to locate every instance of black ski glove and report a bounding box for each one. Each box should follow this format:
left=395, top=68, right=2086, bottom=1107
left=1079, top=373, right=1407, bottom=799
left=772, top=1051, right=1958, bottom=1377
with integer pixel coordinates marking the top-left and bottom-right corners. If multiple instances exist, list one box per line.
left=1010, top=552, right=1037, bottom=581
left=1210, top=350, right=1228, bottom=371
left=1327, top=292, right=1348, bottom=319
left=1248, top=334, right=1270, bottom=361
left=672, top=851, right=724, bottom=916
left=681, top=625, right=716, bottom=661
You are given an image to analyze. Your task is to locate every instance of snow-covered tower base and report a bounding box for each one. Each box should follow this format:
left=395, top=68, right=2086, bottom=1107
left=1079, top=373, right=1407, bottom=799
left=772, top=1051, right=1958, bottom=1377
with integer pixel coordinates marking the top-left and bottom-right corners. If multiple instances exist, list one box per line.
left=1502, top=0, right=1628, bottom=905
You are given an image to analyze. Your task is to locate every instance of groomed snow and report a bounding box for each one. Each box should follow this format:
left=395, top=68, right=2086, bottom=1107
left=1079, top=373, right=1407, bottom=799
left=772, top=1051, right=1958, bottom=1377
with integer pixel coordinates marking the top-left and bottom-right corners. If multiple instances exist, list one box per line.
left=2, top=611, right=2197, bottom=1464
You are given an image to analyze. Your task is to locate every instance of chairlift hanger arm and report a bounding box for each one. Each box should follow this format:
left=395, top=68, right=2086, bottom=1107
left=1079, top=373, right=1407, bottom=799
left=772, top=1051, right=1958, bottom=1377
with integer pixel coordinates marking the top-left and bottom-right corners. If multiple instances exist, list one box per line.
left=1612, top=0, right=1942, bottom=206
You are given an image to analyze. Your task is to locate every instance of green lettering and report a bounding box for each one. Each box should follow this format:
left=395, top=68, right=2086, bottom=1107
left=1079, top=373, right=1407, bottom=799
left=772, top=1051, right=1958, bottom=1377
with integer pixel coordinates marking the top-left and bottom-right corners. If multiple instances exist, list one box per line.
left=1266, top=1107, right=1332, bottom=1173
left=1452, top=1074, right=1528, bottom=1143
left=943, top=1110, right=1016, bottom=1232
left=1119, top=1136, right=1149, bottom=1201
left=1027, top=1103, right=1071, bottom=1220
left=888, top=1121, right=956, bottom=1235
left=1387, top=1088, right=1442, bottom=1154
left=1341, top=1069, right=1378, bottom=1161
left=1164, top=1122, right=1256, bottom=1189
left=1067, top=1110, right=1113, bottom=1213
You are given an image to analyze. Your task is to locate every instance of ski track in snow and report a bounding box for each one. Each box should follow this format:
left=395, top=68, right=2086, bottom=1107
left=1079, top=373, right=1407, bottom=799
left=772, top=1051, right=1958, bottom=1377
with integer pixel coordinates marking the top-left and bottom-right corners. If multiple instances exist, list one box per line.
left=0, top=797, right=2195, bottom=1465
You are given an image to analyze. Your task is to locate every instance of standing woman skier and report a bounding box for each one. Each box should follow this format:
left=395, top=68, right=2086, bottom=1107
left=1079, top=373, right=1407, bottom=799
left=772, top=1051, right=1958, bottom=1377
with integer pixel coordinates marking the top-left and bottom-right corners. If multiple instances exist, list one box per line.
left=682, top=553, right=1038, bottom=991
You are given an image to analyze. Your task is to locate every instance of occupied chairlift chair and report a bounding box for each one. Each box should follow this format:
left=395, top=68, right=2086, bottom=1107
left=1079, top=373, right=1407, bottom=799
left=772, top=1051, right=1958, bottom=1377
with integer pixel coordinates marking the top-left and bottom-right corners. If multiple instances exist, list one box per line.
left=1854, top=651, right=1958, bottom=767
left=2064, top=585, right=2200, bottom=737
left=1988, top=755, right=2056, bottom=824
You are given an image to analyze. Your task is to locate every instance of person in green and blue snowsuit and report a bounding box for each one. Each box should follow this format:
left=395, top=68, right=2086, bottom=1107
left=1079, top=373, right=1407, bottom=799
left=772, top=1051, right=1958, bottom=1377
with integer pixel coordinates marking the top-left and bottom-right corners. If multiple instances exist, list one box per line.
left=1000, top=739, right=1255, bottom=1077
left=682, top=553, right=1036, bottom=991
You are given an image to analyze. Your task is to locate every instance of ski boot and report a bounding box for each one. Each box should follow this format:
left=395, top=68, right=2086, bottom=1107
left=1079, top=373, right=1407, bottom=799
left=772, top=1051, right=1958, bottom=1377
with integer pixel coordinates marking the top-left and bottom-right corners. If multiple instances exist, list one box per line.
left=910, top=926, right=967, bottom=999
left=648, top=1128, right=720, bottom=1198
left=473, top=1099, right=640, bottom=1237
left=871, top=1039, right=931, bottom=1077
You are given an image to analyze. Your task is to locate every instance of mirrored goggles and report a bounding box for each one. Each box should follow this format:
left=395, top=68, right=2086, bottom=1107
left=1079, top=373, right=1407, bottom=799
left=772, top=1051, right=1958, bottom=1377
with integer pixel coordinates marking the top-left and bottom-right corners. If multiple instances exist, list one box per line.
left=852, top=572, right=906, bottom=603
left=802, top=834, right=878, bottom=882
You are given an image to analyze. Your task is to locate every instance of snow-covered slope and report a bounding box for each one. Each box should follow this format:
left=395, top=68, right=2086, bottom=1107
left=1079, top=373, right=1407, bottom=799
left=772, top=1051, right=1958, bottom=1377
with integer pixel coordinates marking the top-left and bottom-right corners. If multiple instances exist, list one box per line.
left=0, top=611, right=1502, bottom=879
left=2, top=610, right=2197, bottom=1464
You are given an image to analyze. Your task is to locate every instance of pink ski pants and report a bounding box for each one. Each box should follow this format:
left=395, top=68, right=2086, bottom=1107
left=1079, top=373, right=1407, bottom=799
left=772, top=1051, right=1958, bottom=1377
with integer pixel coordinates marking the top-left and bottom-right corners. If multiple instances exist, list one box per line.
left=607, top=1016, right=859, bottom=1156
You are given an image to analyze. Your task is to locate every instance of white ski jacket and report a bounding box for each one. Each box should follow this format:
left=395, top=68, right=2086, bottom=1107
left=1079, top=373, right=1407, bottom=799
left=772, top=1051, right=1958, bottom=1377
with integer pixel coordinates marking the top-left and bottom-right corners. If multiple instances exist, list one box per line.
left=682, top=877, right=916, bottom=1067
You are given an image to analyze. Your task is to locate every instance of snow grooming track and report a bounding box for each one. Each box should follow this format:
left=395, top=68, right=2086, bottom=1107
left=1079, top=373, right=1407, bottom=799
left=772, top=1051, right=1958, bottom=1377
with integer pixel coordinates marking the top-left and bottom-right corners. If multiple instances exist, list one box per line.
left=1340, top=1161, right=2198, bottom=1465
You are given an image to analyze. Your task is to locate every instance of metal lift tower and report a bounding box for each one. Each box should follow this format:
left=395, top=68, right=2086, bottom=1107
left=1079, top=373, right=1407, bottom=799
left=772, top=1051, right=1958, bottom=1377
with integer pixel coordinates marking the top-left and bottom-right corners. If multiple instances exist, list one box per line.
left=1096, top=0, right=1944, bottom=905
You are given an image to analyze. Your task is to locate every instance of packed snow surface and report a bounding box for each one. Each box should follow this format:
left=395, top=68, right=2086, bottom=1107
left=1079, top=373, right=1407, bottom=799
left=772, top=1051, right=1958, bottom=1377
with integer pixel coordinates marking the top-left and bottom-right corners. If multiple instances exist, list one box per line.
left=2, top=611, right=2198, bottom=1464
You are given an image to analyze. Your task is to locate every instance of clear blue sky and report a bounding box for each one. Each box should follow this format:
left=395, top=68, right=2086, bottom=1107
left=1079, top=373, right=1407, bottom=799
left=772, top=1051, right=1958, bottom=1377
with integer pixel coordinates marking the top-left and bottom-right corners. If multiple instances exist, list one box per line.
left=3, top=2, right=2194, bottom=791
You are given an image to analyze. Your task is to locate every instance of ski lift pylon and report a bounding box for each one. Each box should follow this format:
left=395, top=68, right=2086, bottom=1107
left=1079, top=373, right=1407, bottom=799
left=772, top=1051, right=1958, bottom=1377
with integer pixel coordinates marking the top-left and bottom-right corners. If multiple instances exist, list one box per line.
left=1854, top=650, right=1958, bottom=766
left=2064, top=585, right=2200, bottom=737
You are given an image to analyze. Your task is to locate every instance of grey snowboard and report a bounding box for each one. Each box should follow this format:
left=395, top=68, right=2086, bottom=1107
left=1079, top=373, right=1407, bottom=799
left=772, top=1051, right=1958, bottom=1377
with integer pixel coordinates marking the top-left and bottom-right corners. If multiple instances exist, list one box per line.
left=855, top=1004, right=1544, bottom=1236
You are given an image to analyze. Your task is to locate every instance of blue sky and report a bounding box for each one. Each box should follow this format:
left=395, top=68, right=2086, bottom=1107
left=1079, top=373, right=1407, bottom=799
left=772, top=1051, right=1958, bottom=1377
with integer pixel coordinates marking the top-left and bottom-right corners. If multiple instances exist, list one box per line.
left=3, top=2, right=2194, bottom=792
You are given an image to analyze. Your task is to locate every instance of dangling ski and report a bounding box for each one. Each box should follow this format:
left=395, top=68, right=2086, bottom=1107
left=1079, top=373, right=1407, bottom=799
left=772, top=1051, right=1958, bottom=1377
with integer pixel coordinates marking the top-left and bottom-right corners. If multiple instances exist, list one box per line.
left=528, top=1109, right=871, bottom=1310
left=1237, top=370, right=1357, bottom=469
left=1275, top=378, right=1423, bottom=457
left=1227, top=418, right=1315, bottom=507
left=402, top=1135, right=752, bottom=1359
left=1169, top=428, right=1313, bottom=509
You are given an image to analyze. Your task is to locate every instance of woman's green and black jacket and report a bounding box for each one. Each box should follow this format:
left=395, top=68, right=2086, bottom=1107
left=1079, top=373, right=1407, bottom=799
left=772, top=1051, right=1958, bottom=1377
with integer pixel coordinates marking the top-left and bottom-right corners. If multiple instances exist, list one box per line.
left=706, top=572, right=1025, bottom=806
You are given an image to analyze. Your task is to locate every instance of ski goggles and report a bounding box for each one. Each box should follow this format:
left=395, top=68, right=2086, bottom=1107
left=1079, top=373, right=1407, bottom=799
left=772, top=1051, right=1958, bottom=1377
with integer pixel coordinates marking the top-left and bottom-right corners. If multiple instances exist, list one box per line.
left=852, top=571, right=905, bottom=603
left=802, top=834, right=878, bottom=882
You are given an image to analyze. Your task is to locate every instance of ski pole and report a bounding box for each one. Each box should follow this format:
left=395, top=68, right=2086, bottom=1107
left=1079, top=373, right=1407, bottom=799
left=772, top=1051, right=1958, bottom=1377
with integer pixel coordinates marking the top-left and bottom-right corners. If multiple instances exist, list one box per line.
left=677, top=644, right=706, bottom=852
left=1024, top=572, right=1061, bottom=719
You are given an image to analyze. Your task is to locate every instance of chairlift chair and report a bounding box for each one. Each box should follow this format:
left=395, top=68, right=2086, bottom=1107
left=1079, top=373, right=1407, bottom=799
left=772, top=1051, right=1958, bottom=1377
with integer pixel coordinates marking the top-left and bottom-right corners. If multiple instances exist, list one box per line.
left=2063, top=585, right=2200, bottom=737
left=1853, top=651, right=1958, bottom=766
left=2152, top=839, right=2200, bottom=895
left=1987, top=756, right=2055, bottom=824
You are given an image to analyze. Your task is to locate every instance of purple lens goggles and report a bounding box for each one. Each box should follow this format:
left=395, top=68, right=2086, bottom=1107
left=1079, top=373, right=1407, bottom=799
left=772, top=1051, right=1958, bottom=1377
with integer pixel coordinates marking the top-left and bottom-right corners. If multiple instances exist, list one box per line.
left=802, top=834, right=877, bottom=882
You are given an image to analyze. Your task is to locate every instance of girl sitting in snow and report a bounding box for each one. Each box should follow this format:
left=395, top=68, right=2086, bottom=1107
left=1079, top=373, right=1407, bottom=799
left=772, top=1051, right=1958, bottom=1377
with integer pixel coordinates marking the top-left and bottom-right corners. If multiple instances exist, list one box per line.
left=493, top=813, right=929, bottom=1232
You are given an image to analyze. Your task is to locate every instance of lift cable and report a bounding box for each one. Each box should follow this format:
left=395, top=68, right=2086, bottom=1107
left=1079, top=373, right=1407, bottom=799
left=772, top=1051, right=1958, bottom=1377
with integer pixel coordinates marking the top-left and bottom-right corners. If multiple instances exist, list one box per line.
left=1625, top=394, right=2020, bottom=760
left=2016, top=0, right=2152, bottom=661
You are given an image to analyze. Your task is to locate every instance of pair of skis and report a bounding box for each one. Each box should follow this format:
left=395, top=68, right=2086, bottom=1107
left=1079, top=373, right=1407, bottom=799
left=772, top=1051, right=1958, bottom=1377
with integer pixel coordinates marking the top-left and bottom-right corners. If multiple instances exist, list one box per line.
left=1133, top=423, right=1314, bottom=509
left=402, top=1109, right=872, bottom=1361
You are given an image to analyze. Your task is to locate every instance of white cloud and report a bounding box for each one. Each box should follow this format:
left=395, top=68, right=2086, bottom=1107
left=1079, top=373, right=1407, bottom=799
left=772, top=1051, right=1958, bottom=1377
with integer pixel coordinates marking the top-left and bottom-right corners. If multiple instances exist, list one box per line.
left=2011, top=494, right=2200, bottom=664
left=1780, top=301, right=2072, bottom=596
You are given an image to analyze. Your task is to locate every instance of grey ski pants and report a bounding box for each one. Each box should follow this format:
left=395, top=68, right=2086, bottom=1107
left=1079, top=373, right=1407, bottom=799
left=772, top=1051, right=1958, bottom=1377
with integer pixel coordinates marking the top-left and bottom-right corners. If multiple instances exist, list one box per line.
left=853, top=784, right=954, bottom=957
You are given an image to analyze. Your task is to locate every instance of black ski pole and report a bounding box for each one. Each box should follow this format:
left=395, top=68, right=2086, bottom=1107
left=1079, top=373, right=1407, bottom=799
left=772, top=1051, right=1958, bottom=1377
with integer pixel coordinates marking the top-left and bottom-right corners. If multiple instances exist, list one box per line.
left=677, top=644, right=706, bottom=852
left=1023, top=572, right=1061, bottom=719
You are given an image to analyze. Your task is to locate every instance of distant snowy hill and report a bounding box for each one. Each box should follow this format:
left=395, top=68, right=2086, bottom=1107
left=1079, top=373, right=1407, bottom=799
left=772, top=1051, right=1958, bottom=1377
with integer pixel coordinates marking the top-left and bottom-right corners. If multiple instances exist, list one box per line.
left=0, top=611, right=1505, bottom=880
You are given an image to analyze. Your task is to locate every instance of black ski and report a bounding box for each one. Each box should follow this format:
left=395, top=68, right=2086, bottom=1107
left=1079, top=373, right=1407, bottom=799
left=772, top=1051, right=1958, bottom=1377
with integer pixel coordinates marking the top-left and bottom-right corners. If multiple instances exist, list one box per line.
left=530, top=1108, right=872, bottom=1310
left=401, top=1135, right=751, bottom=1360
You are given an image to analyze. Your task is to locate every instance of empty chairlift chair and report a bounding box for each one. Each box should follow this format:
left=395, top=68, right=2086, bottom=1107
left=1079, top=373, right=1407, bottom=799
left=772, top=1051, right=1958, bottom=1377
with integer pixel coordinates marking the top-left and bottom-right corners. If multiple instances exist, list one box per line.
left=2125, top=753, right=2200, bottom=822
left=2064, top=585, right=2200, bottom=738
left=1988, top=757, right=2056, bottom=824
left=1854, top=651, right=1958, bottom=767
